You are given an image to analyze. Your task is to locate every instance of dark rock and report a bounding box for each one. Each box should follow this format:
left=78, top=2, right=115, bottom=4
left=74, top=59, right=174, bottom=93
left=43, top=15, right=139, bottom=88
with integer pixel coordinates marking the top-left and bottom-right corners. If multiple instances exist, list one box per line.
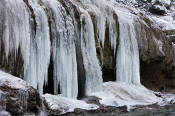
left=154, top=92, right=163, bottom=97
left=149, top=4, right=167, bottom=15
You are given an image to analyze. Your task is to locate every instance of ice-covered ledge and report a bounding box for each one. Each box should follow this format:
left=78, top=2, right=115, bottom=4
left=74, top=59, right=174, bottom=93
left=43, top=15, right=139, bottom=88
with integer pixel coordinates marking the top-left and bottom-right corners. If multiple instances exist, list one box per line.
left=43, top=94, right=99, bottom=115
left=90, top=82, right=161, bottom=110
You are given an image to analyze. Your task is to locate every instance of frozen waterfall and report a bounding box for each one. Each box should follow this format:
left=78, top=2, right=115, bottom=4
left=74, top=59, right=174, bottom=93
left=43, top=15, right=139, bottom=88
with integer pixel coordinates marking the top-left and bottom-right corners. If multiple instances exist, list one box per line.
left=0, top=0, right=142, bottom=99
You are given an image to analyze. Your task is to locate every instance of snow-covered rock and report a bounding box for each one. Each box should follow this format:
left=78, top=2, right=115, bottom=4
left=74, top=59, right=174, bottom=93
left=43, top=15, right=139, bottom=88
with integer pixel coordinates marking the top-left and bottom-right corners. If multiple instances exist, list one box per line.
left=151, top=0, right=171, bottom=7
left=160, top=0, right=171, bottom=7
left=158, top=93, right=175, bottom=106
left=0, top=71, right=42, bottom=115
left=0, top=71, right=29, bottom=90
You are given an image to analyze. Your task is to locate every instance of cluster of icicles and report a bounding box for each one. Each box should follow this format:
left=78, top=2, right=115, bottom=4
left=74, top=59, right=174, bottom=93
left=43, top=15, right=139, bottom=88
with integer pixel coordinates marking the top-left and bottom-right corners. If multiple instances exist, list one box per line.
left=0, top=0, right=140, bottom=99
left=0, top=90, right=28, bottom=111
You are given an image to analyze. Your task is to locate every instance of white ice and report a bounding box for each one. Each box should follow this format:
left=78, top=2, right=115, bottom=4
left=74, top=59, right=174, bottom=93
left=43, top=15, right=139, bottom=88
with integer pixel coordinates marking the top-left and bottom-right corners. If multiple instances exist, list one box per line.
left=24, top=0, right=51, bottom=94
left=91, top=82, right=161, bottom=110
left=43, top=94, right=99, bottom=114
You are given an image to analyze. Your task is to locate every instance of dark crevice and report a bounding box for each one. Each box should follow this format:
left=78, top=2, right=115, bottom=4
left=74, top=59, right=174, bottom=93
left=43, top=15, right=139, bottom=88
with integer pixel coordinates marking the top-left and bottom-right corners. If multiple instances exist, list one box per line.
left=43, top=55, right=54, bottom=94
left=76, top=17, right=86, bottom=99
left=102, top=18, right=117, bottom=82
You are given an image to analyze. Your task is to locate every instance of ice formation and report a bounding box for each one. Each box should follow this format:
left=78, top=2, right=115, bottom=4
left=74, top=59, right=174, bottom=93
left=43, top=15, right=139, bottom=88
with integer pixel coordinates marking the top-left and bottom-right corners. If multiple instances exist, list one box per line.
left=17, top=90, right=29, bottom=110
left=43, top=94, right=98, bottom=114
left=79, top=8, right=103, bottom=95
left=24, top=0, right=51, bottom=94
left=42, top=0, right=78, bottom=98
left=91, top=82, right=161, bottom=109
left=115, top=8, right=141, bottom=85
left=0, top=0, right=165, bottom=103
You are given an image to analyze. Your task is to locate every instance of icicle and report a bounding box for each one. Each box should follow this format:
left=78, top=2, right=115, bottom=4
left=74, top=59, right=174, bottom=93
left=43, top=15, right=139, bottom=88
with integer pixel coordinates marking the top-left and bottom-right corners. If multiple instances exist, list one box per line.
left=87, top=0, right=107, bottom=48
left=1, top=0, right=31, bottom=66
left=79, top=8, right=103, bottom=95
left=40, top=97, right=47, bottom=116
left=17, top=90, right=29, bottom=111
left=0, top=92, right=6, bottom=111
left=90, top=0, right=117, bottom=53
left=42, top=0, right=78, bottom=99
left=116, top=10, right=141, bottom=85
left=23, top=0, right=51, bottom=94
left=107, top=15, right=117, bottom=54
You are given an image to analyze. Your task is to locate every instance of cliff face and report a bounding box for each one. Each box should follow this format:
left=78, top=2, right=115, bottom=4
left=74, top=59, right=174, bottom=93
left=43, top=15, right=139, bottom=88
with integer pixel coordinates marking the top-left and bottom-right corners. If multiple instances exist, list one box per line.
left=137, top=17, right=175, bottom=91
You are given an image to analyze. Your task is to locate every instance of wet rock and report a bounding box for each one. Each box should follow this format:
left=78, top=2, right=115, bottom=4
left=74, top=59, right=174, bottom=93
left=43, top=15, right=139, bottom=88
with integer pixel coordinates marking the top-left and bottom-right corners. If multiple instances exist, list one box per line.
left=154, top=92, right=163, bottom=97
